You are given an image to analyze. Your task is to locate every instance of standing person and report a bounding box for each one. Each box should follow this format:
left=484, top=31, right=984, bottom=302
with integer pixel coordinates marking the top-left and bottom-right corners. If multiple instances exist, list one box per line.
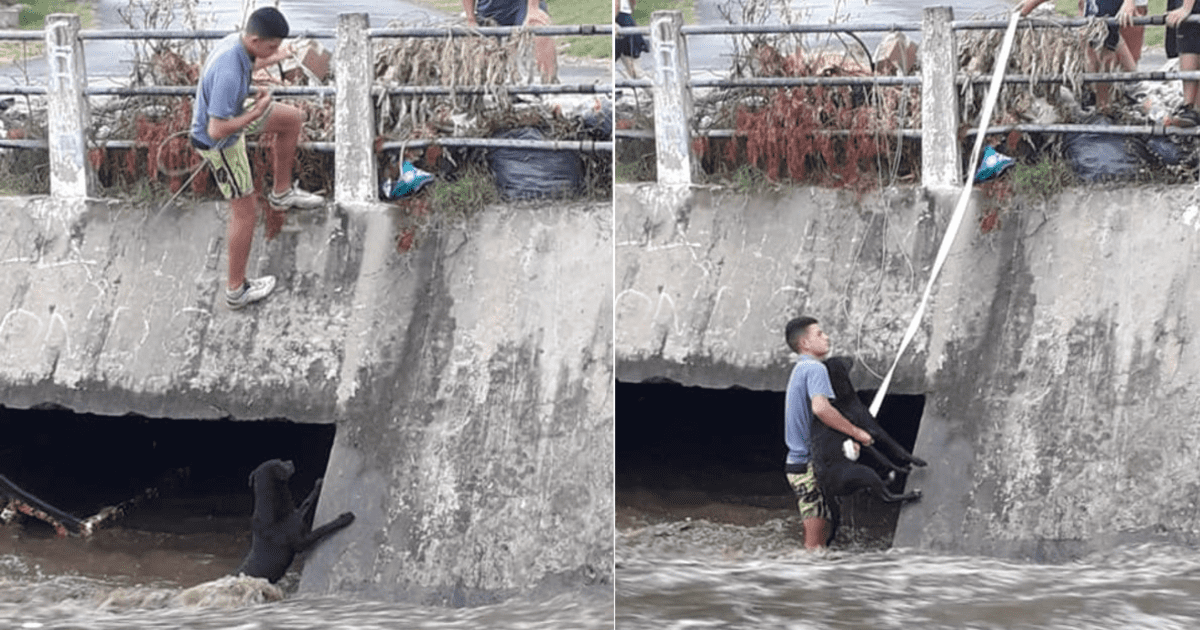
left=615, top=0, right=650, bottom=78
left=462, top=0, right=559, bottom=84
left=1162, top=0, right=1200, bottom=126
left=190, top=7, right=324, bottom=310
left=782, top=317, right=874, bottom=550
left=1021, top=0, right=1137, bottom=110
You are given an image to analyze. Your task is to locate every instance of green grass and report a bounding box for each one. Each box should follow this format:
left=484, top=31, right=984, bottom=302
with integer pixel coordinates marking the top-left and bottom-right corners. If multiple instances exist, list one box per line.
left=1054, top=0, right=1167, bottom=50
left=430, top=162, right=500, bottom=218
left=18, top=0, right=95, bottom=29
left=632, top=0, right=696, bottom=25
left=0, top=0, right=94, bottom=65
left=549, top=0, right=611, bottom=58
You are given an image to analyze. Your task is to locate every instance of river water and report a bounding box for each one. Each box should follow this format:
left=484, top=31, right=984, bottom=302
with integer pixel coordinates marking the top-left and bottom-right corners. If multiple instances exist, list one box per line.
left=617, top=517, right=1200, bottom=630
left=0, top=515, right=612, bottom=629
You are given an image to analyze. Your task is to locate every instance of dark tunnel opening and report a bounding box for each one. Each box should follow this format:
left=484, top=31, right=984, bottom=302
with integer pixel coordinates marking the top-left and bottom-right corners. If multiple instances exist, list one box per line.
left=0, top=406, right=336, bottom=537
left=616, top=380, right=925, bottom=545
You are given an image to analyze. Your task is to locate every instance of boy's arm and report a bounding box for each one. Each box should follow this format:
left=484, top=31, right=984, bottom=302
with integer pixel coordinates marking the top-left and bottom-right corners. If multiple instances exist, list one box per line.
left=812, top=395, right=874, bottom=446
left=206, top=89, right=271, bottom=142
left=253, top=44, right=292, bottom=71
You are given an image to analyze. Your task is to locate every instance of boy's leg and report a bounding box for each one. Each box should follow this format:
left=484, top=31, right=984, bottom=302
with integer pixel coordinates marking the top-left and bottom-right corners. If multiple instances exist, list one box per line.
left=524, top=2, right=558, bottom=84
left=260, top=102, right=304, bottom=196
left=227, top=194, right=258, bottom=291
left=195, top=136, right=276, bottom=307
left=803, top=517, right=829, bottom=550
left=250, top=102, right=324, bottom=209
left=1184, top=54, right=1200, bottom=107
left=1121, top=4, right=1147, bottom=64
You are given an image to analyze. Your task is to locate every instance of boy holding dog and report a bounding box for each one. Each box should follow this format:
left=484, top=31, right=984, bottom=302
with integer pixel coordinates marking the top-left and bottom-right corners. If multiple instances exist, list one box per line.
left=783, top=316, right=874, bottom=550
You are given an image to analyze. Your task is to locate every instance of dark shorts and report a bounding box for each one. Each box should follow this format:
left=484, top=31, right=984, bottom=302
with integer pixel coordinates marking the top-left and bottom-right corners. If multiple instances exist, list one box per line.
left=1087, top=0, right=1123, bottom=52
left=1168, top=0, right=1200, bottom=57
left=479, top=0, right=549, bottom=27
left=616, top=12, right=650, bottom=59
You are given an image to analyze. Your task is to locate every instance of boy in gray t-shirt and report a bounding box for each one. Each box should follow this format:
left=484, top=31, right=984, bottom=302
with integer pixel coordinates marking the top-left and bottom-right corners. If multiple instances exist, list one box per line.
left=190, top=7, right=323, bottom=310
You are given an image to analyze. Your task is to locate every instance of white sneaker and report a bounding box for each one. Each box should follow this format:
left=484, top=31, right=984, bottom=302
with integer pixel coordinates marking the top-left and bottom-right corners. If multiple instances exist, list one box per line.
left=267, top=182, right=324, bottom=210
left=226, top=275, right=276, bottom=310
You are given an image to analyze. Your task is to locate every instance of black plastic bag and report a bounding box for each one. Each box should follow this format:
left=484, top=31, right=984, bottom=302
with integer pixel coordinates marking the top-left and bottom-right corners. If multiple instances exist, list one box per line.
left=1061, top=114, right=1152, bottom=183
left=488, top=127, right=584, bottom=200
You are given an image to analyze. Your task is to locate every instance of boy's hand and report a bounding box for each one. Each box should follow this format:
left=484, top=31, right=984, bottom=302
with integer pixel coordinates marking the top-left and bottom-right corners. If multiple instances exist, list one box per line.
left=1167, top=6, right=1191, bottom=27
left=525, top=7, right=550, bottom=26
left=1117, top=0, right=1136, bottom=26
left=1019, top=0, right=1044, bottom=17
left=248, top=89, right=272, bottom=117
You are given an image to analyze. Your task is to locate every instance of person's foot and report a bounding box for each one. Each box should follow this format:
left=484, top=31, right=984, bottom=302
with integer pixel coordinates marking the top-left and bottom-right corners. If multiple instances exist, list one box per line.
left=226, top=275, right=276, bottom=310
left=1170, top=104, right=1200, bottom=128
left=974, top=145, right=1015, bottom=183
left=267, top=182, right=325, bottom=210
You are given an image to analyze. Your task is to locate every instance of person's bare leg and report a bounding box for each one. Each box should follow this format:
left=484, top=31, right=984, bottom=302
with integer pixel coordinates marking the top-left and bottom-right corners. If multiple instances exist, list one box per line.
left=261, top=102, right=305, bottom=195
left=803, top=516, right=828, bottom=550
left=1121, top=6, right=1147, bottom=64
left=227, top=194, right=258, bottom=291
left=1184, top=53, right=1200, bottom=107
left=535, top=35, right=558, bottom=84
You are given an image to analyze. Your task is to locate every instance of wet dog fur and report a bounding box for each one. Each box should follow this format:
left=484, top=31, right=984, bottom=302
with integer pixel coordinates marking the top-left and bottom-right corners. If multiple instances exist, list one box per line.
left=235, top=459, right=354, bottom=583
left=811, top=356, right=924, bottom=545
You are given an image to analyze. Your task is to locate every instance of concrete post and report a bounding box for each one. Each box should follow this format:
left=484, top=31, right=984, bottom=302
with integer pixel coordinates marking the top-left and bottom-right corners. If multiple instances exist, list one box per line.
left=921, top=6, right=960, bottom=189
left=650, top=10, right=696, bottom=187
left=335, top=13, right=377, bottom=206
left=44, top=14, right=93, bottom=200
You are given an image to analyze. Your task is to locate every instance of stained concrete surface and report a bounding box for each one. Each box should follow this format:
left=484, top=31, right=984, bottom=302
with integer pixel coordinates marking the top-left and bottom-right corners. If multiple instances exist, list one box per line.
left=617, top=181, right=1200, bottom=560
left=0, top=195, right=613, bottom=603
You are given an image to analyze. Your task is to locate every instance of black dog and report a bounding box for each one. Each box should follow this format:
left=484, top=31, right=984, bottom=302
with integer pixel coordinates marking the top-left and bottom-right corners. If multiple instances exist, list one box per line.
left=236, top=459, right=355, bottom=583
left=825, top=355, right=927, bottom=471
left=811, top=356, right=924, bottom=544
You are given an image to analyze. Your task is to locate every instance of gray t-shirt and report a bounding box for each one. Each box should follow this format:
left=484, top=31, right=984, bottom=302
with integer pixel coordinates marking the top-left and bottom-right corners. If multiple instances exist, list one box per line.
left=784, top=355, right=835, bottom=465
left=191, top=33, right=253, bottom=150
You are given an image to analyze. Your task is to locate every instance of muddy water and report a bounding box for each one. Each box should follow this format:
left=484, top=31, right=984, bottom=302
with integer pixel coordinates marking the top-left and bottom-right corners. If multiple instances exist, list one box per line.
left=617, top=514, right=1200, bottom=630
left=0, top=524, right=612, bottom=630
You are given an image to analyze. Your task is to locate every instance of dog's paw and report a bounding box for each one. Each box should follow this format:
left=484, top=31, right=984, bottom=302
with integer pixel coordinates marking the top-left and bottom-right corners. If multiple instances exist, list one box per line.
left=336, top=511, right=355, bottom=526
left=912, top=489, right=923, bottom=500
left=911, top=456, right=928, bottom=467
left=312, top=478, right=323, bottom=492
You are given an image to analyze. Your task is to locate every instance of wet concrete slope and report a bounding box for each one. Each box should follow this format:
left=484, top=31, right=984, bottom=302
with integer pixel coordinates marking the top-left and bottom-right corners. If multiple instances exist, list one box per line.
left=894, top=186, right=1200, bottom=560
left=0, top=196, right=613, bottom=603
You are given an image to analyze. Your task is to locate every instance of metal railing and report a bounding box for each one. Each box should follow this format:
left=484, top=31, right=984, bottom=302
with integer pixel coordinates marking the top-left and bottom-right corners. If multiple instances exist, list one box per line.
left=615, top=7, right=1200, bottom=187
left=0, top=13, right=613, bottom=201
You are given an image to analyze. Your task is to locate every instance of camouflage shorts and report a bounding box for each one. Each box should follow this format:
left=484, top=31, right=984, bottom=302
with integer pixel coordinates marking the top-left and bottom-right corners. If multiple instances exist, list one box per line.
left=786, top=466, right=830, bottom=522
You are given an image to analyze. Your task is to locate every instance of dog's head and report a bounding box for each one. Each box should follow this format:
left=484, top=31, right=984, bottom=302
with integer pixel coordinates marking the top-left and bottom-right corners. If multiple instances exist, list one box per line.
left=248, top=459, right=295, bottom=488
left=247, top=459, right=296, bottom=524
left=824, top=355, right=857, bottom=400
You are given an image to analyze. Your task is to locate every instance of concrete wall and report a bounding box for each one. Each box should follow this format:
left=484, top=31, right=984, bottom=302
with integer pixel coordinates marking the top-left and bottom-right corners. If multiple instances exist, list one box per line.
left=0, top=196, right=613, bottom=602
left=617, top=182, right=1200, bottom=560
left=615, top=183, right=941, bottom=392
left=894, top=186, right=1200, bottom=560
